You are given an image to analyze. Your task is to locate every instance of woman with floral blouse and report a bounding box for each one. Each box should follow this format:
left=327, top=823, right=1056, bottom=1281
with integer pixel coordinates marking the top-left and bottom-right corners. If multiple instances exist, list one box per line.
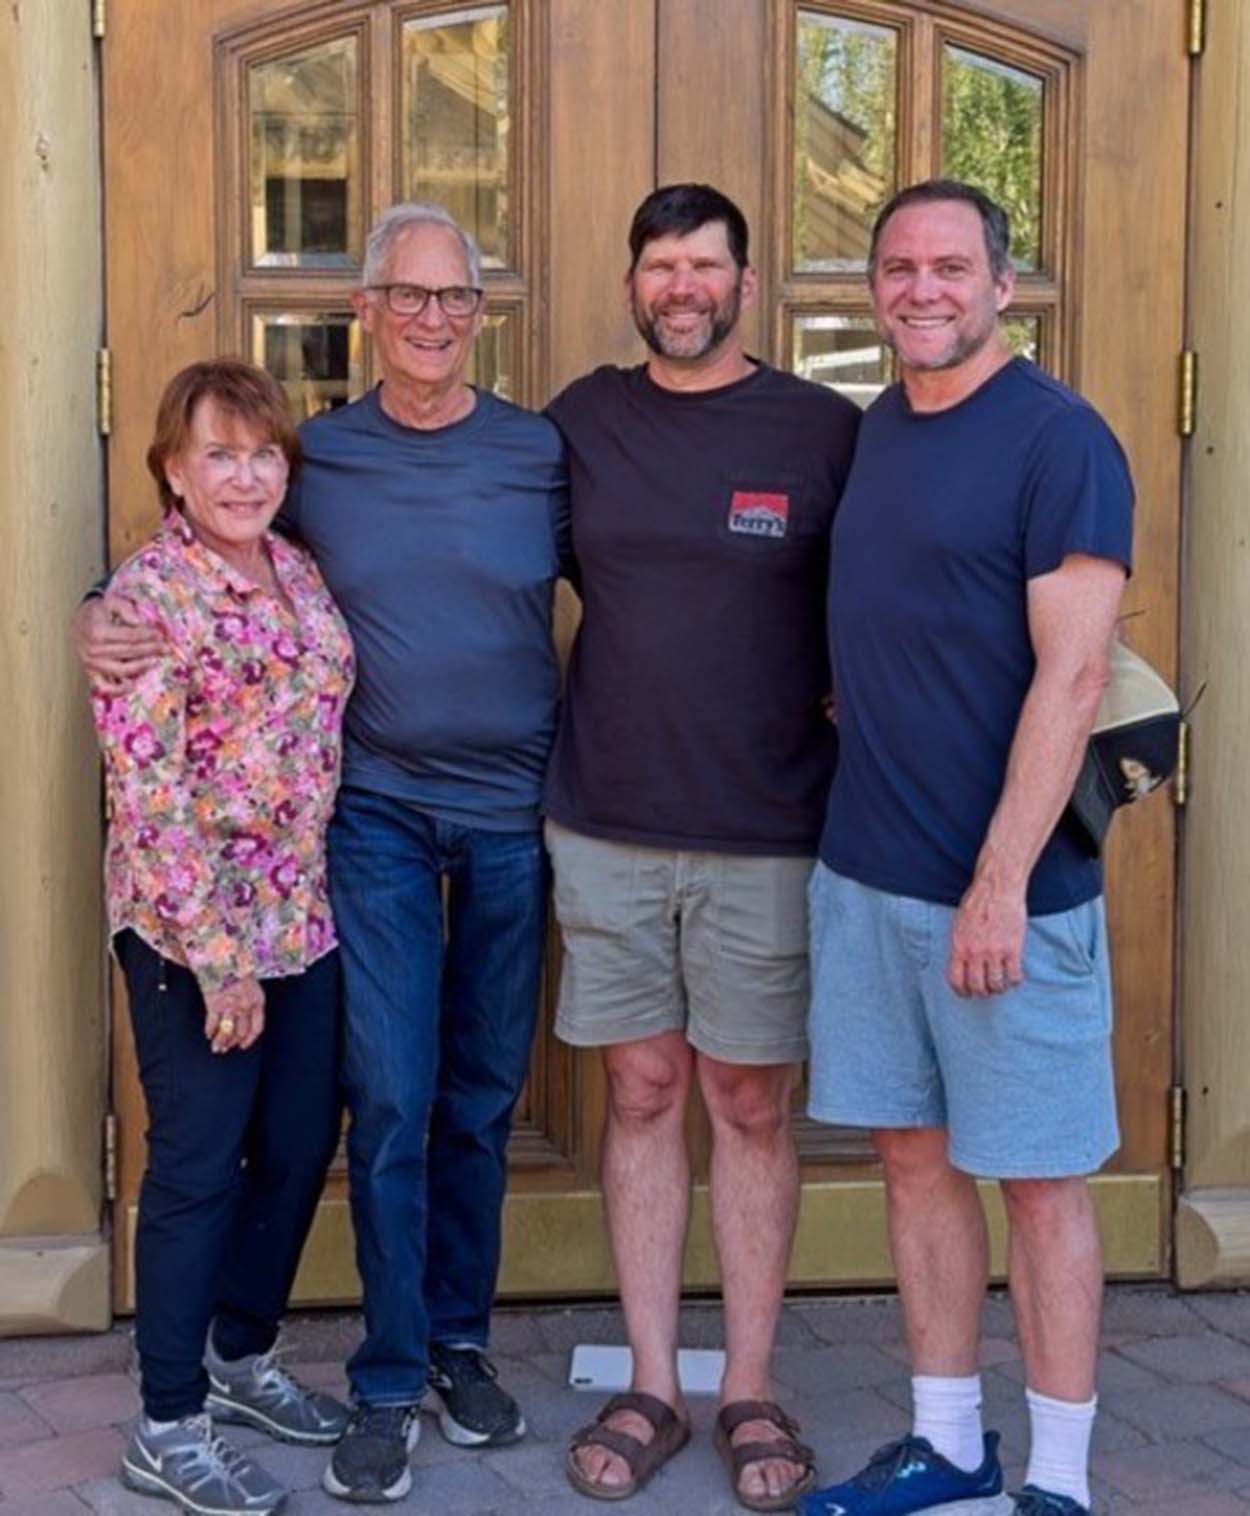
left=89, top=361, right=356, bottom=1516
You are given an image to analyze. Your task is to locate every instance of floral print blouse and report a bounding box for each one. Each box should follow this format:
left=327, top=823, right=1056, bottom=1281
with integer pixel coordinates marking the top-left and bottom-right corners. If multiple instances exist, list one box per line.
left=91, top=514, right=356, bottom=992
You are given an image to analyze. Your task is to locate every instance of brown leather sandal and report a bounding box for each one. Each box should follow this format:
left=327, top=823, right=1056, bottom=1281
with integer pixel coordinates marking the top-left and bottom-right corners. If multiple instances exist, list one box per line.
left=566, top=1390, right=691, bottom=1502
left=714, top=1399, right=817, bottom=1513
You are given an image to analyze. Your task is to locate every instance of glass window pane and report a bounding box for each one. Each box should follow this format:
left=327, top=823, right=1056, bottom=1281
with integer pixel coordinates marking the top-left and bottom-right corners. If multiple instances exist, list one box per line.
left=1003, top=313, right=1042, bottom=364
left=402, top=6, right=511, bottom=269
left=467, top=310, right=517, bottom=399
left=794, top=12, right=897, bottom=272
left=942, top=47, right=1044, bottom=271
left=251, top=311, right=363, bottom=422
left=792, top=314, right=890, bottom=408
left=249, top=37, right=361, bottom=268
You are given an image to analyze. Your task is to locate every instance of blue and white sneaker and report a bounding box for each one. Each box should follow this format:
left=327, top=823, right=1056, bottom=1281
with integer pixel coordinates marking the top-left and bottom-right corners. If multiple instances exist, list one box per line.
left=1012, top=1487, right=1089, bottom=1515
left=798, top=1431, right=1012, bottom=1515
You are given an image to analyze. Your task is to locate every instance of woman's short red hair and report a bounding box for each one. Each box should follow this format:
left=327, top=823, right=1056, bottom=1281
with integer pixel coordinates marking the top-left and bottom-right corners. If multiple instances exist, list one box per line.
left=146, top=359, right=301, bottom=512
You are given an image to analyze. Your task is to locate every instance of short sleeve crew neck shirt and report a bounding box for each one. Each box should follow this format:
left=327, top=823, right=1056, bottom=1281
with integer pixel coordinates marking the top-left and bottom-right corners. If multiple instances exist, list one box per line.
left=821, top=358, right=1134, bottom=913
left=545, top=361, right=859, bottom=855
left=283, top=385, right=568, bottom=832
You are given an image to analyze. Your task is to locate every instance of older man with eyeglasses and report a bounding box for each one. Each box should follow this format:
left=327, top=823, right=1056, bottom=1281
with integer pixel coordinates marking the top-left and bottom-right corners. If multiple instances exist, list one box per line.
left=79, top=203, right=570, bottom=1505
left=304, top=203, right=571, bottom=1502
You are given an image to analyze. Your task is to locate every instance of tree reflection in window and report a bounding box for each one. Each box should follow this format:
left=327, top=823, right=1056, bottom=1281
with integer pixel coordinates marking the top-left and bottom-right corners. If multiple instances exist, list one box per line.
left=1003, top=314, right=1042, bottom=364
left=942, top=48, right=1044, bottom=271
left=794, top=12, right=897, bottom=272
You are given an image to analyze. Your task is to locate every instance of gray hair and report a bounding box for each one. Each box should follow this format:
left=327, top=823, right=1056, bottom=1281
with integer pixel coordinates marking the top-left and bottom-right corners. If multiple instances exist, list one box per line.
left=362, top=203, right=484, bottom=288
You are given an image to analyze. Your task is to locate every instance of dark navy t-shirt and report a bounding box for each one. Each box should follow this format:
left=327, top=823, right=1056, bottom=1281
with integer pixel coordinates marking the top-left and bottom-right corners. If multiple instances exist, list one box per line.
left=545, top=362, right=859, bottom=854
left=821, top=359, right=1134, bottom=912
left=283, top=386, right=569, bottom=831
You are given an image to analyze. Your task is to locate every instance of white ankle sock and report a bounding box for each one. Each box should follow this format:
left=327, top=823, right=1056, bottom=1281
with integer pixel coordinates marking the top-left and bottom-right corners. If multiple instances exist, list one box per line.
left=142, top=1414, right=181, bottom=1435
left=1024, top=1386, right=1096, bottom=1507
left=912, top=1373, right=984, bottom=1473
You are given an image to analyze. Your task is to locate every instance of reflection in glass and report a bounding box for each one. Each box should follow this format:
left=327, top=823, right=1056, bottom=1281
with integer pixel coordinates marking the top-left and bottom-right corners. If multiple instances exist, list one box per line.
left=942, top=48, right=1044, bottom=270
left=251, top=312, right=363, bottom=422
left=467, top=311, right=516, bottom=399
left=249, top=37, right=360, bottom=268
left=402, top=6, right=510, bottom=269
left=792, top=314, right=890, bottom=408
left=1003, top=314, right=1042, bottom=365
left=794, top=12, right=897, bottom=272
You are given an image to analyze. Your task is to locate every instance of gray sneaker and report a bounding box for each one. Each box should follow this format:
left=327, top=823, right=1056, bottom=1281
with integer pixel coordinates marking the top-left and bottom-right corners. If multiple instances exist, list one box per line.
left=121, top=1413, right=286, bottom=1515
left=206, top=1339, right=348, bottom=1445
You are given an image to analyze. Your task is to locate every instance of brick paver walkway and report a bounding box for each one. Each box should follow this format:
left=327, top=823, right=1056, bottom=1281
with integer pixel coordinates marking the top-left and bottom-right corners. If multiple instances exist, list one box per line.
left=3, top=1288, right=1250, bottom=1512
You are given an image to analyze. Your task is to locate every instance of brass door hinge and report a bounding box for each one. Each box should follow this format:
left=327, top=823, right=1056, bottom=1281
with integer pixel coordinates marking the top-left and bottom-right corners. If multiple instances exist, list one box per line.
left=1169, top=1086, right=1186, bottom=1172
left=96, top=348, right=112, bottom=437
left=1178, top=350, right=1198, bottom=438
left=1188, top=0, right=1206, bottom=56
left=1174, top=718, right=1191, bottom=807
left=104, top=1111, right=118, bottom=1202
left=92, top=0, right=106, bottom=41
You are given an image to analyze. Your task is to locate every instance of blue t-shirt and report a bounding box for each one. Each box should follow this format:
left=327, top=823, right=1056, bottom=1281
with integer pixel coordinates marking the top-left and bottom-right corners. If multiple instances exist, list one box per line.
left=821, top=359, right=1134, bottom=913
left=283, top=386, right=569, bottom=831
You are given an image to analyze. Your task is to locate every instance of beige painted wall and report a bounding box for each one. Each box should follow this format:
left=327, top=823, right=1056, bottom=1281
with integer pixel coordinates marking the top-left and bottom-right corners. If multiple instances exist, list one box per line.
left=0, top=4, right=109, bottom=1327
left=1176, top=1, right=1250, bottom=1285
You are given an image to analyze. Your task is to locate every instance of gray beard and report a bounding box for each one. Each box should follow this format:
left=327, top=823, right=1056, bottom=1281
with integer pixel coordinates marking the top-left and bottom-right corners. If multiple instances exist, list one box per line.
left=633, top=286, right=742, bottom=361
left=883, top=313, right=999, bottom=373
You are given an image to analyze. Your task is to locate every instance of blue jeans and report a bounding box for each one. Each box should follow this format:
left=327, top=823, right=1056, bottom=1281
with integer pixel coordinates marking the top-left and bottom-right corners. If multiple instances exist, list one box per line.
left=327, top=786, right=548, bottom=1407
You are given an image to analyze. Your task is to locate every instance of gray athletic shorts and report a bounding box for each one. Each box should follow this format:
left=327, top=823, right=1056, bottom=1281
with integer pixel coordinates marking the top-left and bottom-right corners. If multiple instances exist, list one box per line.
left=806, top=863, right=1119, bottom=1179
left=545, top=820, right=812, bottom=1065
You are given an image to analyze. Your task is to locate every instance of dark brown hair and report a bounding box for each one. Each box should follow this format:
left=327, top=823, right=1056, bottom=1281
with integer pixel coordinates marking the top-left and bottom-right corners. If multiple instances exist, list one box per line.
left=628, top=183, right=750, bottom=272
left=868, top=178, right=1012, bottom=280
left=146, top=359, right=301, bottom=513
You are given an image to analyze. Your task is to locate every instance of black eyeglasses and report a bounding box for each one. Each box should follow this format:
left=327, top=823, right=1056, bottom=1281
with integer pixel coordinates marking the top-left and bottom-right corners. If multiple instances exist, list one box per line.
left=366, top=283, right=485, bottom=319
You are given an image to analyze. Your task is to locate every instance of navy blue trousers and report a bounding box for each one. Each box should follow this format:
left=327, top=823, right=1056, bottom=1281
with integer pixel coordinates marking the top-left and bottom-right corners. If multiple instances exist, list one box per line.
left=118, top=930, right=342, bottom=1419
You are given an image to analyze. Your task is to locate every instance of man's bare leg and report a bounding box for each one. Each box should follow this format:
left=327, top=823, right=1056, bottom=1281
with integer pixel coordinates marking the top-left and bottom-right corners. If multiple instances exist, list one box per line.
left=875, top=1127, right=988, bottom=1376
left=570, top=1031, right=693, bottom=1492
left=1002, top=1176, right=1101, bottom=1399
left=700, top=1055, right=804, bottom=1504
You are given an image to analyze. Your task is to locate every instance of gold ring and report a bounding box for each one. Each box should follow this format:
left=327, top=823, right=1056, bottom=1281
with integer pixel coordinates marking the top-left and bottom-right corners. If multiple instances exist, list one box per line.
left=219, top=1017, right=237, bottom=1034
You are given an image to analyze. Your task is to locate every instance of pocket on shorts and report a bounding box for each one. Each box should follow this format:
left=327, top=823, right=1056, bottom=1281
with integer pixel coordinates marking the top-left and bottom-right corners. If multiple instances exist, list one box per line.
left=1027, top=902, right=1098, bottom=980
left=1063, top=898, right=1102, bottom=974
left=806, top=861, right=839, bottom=960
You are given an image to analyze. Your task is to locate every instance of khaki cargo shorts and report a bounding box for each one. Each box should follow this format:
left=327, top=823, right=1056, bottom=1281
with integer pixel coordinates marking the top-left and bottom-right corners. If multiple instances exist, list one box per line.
left=545, top=820, right=813, bottom=1065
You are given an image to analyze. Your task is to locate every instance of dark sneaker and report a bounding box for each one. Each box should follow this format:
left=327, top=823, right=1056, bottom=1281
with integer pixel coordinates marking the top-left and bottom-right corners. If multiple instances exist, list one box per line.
left=427, top=1343, right=526, bottom=1447
left=797, top=1431, right=1011, bottom=1515
left=322, top=1404, right=420, bottom=1503
left=206, top=1341, right=349, bottom=1445
left=1013, top=1488, right=1090, bottom=1515
left=121, top=1413, right=286, bottom=1515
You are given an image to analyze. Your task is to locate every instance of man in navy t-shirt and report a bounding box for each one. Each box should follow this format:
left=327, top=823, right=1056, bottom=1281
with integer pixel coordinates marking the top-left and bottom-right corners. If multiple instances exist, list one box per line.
left=800, top=183, right=1132, bottom=1516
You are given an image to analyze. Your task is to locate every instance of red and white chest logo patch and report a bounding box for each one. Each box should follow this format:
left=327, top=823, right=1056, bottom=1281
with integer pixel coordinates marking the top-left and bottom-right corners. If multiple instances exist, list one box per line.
left=727, top=490, right=790, bottom=540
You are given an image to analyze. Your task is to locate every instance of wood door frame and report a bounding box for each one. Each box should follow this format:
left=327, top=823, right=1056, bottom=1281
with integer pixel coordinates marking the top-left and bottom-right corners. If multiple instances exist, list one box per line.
left=103, top=0, right=1188, bottom=1307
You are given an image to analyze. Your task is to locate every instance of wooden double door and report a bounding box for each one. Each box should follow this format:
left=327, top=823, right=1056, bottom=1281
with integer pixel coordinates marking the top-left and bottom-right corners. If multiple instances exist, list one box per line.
left=103, top=0, right=1189, bottom=1307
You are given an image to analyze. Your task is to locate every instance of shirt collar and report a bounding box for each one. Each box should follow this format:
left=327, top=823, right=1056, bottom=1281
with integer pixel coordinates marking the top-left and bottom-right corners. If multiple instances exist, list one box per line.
left=161, top=509, right=284, bottom=601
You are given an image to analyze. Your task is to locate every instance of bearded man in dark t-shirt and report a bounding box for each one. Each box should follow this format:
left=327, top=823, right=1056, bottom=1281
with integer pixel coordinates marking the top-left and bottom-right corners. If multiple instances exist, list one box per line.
left=548, top=184, right=859, bottom=1511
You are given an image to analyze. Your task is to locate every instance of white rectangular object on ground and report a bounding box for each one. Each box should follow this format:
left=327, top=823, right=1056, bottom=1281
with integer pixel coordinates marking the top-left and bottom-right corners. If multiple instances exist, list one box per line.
left=568, top=1343, right=726, bottom=1395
